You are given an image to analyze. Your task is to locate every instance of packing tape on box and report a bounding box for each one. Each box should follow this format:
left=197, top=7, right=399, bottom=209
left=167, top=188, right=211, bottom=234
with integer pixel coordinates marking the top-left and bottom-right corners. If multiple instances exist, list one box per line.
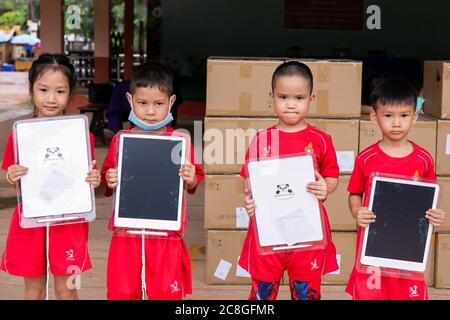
left=355, top=63, right=363, bottom=86
left=315, top=89, right=330, bottom=115
left=239, top=92, right=252, bottom=112
left=445, top=65, right=450, bottom=80
left=239, top=64, right=252, bottom=78
left=235, top=176, right=244, bottom=194
left=317, top=62, right=330, bottom=83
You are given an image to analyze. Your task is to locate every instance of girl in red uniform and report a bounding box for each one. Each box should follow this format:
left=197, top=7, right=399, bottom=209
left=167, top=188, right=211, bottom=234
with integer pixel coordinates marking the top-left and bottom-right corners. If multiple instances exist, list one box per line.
left=1, top=54, right=100, bottom=299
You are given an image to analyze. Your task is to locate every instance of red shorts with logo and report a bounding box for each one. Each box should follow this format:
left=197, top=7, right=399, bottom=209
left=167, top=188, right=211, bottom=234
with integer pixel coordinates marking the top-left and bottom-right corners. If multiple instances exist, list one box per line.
left=107, top=235, right=191, bottom=300
left=0, top=207, right=92, bottom=277
left=345, top=268, right=428, bottom=300
left=238, top=217, right=338, bottom=282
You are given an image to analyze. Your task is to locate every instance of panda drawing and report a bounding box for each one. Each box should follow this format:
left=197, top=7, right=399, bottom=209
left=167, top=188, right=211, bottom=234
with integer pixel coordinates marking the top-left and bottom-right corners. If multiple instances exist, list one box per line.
left=275, top=184, right=295, bottom=200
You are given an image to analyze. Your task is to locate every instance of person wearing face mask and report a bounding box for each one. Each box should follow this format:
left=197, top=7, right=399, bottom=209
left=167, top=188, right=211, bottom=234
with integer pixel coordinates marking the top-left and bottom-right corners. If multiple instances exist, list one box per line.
left=100, top=61, right=204, bottom=300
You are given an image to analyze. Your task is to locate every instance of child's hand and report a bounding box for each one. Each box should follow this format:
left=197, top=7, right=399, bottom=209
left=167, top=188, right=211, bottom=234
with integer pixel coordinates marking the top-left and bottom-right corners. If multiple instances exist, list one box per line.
left=353, top=207, right=376, bottom=228
left=179, top=162, right=198, bottom=190
left=6, top=164, right=28, bottom=184
left=306, top=171, right=328, bottom=200
left=106, top=168, right=118, bottom=190
left=426, top=208, right=446, bottom=227
left=244, top=188, right=256, bottom=217
left=85, top=160, right=101, bottom=188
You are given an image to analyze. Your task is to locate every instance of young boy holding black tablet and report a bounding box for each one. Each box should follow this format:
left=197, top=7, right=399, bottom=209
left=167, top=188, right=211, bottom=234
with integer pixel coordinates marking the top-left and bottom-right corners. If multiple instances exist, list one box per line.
left=101, top=61, right=204, bottom=300
left=346, top=78, right=446, bottom=300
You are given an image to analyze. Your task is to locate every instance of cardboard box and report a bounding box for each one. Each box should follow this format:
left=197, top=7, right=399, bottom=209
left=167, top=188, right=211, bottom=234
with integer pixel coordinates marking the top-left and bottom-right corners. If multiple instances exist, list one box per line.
left=206, top=230, right=250, bottom=284
left=435, top=233, right=450, bottom=288
left=425, top=237, right=435, bottom=287
left=307, top=118, right=359, bottom=174
left=204, top=117, right=359, bottom=174
left=436, top=177, right=450, bottom=232
left=325, top=176, right=356, bottom=231
left=203, top=117, right=278, bottom=174
left=423, top=61, right=450, bottom=119
left=206, top=57, right=362, bottom=118
left=204, top=175, right=248, bottom=229
left=436, top=120, right=450, bottom=175
left=359, top=114, right=437, bottom=160
left=322, top=232, right=357, bottom=285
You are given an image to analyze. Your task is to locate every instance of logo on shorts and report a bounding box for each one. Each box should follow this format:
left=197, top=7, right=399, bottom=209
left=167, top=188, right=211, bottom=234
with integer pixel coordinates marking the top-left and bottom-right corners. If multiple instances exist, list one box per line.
left=409, top=285, right=419, bottom=297
left=170, top=280, right=180, bottom=294
left=310, top=259, right=319, bottom=271
left=66, top=249, right=75, bottom=262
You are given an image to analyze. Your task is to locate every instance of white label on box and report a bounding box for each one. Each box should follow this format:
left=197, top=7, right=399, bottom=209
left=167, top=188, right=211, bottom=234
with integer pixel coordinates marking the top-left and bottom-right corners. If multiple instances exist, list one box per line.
left=236, top=207, right=249, bottom=228
left=329, top=254, right=341, bottom=275
left=214, top=259, right=232, bottom=280
left=336, top=151, right=355, bottom=172
left=446, top=134, right=450, bottom=155
left=236, top=256, right=251, bottom=278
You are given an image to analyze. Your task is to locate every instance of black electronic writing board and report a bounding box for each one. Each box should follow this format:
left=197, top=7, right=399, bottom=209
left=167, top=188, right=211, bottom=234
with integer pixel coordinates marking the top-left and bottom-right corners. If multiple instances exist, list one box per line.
left=360, top=176, right=439, bottom=272
left=113, top=133, right=185, bottom=231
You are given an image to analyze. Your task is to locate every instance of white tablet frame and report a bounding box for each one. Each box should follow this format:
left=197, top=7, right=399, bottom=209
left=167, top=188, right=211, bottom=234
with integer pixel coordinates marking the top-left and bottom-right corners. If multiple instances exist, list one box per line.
left=247, top=153, right=325, bottom=252
left=360, top=176, right=439, bottom=272
left=13, top=115, right=95, bottom=227
left=113, top=133, right=186, bottom=231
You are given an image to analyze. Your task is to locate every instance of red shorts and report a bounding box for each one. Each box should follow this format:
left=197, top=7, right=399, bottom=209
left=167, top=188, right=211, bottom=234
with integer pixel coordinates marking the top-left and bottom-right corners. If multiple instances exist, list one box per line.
left=345, top=268, right=428, bottom=300
left=0, top=207, right=92, bottom=277
left=107, top=235, right=191, bottom=300
left=238, top=219, right=338, bottom=282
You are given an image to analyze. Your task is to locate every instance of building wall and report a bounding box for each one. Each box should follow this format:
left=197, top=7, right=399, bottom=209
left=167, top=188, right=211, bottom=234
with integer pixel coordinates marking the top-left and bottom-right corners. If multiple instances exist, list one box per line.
left=161, top=0, right=450, bottom=60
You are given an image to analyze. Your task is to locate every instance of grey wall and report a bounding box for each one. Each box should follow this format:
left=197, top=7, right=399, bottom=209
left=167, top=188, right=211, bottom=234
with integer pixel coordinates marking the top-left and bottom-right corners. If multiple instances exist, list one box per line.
left=161, top=0, right=450, bottom=60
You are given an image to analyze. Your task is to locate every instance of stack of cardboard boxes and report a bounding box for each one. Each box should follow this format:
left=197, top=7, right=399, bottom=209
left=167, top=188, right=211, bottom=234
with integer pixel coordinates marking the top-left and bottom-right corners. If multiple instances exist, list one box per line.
left=204, top=57, right=362, bottom=286
left=423, top=61, right=450, bottom=289
left=203, top=57, right=449, bottom=290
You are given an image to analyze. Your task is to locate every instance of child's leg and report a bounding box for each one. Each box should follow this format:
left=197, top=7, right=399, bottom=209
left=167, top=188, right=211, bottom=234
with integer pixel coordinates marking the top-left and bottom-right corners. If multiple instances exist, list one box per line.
left=54, top=275, right=78, bottom=300
left=289, top=278, right=321, bottom=300
left=249, top=278, right=281, bottom=300
left=24, top=276, right=46, bottom=300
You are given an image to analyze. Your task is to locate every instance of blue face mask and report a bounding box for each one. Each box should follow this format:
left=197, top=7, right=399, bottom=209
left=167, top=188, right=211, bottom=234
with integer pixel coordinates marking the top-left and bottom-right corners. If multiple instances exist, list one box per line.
left=128, top=110, right=173, bottom=131
left=416, top=97, right=425, bottom=112
left=127, top=93, right=175, bottom=131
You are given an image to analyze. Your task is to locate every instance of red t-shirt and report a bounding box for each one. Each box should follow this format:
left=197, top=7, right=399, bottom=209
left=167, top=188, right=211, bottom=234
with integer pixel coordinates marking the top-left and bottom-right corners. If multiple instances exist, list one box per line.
left=346, top=141, right=435, bottom=292
left=239, top=124, right=340, bottom=280
left=100, top=126, right=204, bottom=236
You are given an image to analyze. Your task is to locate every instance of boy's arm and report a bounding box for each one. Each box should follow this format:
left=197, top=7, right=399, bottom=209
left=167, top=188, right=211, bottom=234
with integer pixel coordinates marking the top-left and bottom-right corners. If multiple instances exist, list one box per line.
left=325, top=177, right=338, bottom=194
left=349, top=193, right=376, bottom=228
left=348, top=193, right=363, bottom=220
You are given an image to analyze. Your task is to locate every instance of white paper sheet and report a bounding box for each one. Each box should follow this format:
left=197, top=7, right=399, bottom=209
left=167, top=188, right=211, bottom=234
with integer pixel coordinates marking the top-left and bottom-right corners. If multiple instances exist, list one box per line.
left=336, top=151, right=355, bottom=172
left=214, top=259, right=232, bottom=280
left=446, top=134, right=450, bottom=155
left=235, top=207, right=249, bottom=228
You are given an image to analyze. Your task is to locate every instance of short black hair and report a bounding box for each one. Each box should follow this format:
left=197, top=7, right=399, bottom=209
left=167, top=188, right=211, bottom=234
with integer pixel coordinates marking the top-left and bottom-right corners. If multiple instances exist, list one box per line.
left=271, top=61, right=313, bottom=94
left=130, top=61, right=173, bottom=95
left=370, top=78, right=417, bottom=112
left=29, top=53, right=77, bottom=95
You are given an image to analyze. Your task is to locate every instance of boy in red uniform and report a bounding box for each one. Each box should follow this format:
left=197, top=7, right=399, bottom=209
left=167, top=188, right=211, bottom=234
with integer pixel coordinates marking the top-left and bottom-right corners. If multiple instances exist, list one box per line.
left=346, top=78, right=446, bottom=300
left=240, top=61, right=340, bottom=300
left=101, top=61, right=204, bottom=300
